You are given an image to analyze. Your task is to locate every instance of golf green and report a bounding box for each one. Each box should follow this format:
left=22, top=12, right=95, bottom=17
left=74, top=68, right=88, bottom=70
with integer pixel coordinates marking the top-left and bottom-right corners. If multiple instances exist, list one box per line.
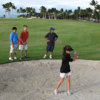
left=0, top=18, right=100, bottom=64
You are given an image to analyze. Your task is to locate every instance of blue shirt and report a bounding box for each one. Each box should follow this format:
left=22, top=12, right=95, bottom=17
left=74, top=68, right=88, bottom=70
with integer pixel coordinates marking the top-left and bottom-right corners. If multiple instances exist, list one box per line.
left=45, top=32, right=58, bottom=45
left=10, top=32, right=18, bottom=45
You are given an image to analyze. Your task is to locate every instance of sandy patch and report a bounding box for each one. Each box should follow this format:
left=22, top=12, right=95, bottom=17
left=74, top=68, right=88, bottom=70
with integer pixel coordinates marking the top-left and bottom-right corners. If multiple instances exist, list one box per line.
left=0, top=60, right=100, bottom=100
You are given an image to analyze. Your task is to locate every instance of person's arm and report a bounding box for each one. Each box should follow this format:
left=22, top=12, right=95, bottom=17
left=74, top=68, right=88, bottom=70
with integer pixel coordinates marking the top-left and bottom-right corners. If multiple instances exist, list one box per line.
left=46, top=38, right=50, bottom=42
left=73, top=52, right=79, bottom=61
left=24, top=32, right=29, bottom=44
left=45, top=33, right=50, bottom=42
left=54, top=34, right=58, bottom=42
left=20, top=32, right=24, bottom=44
left=10, top=34, right=14, bottom=47
left=66, top=52, right=78, bottom=62
left=17, top=35, right=19, bottom=45
left=11, top=40, right=14, bottom=48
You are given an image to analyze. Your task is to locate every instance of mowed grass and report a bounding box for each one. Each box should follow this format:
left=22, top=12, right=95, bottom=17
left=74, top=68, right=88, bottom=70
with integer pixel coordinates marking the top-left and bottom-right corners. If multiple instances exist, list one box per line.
left=0, top=18, right=100, bottom=64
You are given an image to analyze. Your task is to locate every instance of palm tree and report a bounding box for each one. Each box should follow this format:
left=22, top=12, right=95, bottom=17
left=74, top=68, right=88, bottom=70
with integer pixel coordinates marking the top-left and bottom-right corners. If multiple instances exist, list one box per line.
left=80, top=9, right=86, bottom=20
left=31, top=8, right=36, bottom=16
left=73, top=10, right=78, bottom=19
left=2, top=2, right=16, bottom=18
left=77, top=7, right=81, bottom=18
left=73, top=7, right=81, bottom=20
left=59, top=8, right=65, bottom=19
left=17, top=7, right=26, bottom=14
left=47, top=8, right=58, bottom=19
left=86, top=8, right=92, bottom=21
left=51, top=8, right=58, bottom=19
left=40, top=6, right=47, bottom=19
left=47, top=9, right=52, bottom=19
left=90, top=0, right=98, bottom=9
left=66, top=10, right=72, bottom=19
left=95, top=5, right=100, bottom=22
left=93, top=10, right=99, bottom=22
left=26, top=7, right=35, bottom=17
left=90, top=0, right=98, bottom=18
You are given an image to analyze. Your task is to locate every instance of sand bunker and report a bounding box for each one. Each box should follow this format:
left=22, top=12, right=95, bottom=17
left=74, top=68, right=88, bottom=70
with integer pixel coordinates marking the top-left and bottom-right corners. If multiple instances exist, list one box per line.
left=0, top=60, right=100, bottom=100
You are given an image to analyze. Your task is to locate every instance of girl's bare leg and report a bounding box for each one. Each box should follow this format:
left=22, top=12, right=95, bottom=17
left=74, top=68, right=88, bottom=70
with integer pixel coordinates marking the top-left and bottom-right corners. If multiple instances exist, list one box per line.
left=67, top=76, right=70, bottom=92
left=56, top=78, right=64, bottom=90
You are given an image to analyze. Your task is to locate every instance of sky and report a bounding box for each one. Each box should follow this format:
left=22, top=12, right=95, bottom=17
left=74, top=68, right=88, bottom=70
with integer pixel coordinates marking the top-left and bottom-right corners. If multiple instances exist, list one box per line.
left=0, top=0, right=100, bottom=17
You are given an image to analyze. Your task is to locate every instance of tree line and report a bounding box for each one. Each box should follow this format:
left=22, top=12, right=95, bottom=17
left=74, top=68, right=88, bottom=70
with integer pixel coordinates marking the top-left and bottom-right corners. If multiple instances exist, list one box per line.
left=2, top=0, right=100, bottom=22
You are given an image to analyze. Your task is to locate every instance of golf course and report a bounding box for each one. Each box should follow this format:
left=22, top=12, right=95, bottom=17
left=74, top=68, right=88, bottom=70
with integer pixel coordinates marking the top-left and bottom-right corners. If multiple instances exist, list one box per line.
left=0, top=18, right=100, bottom=64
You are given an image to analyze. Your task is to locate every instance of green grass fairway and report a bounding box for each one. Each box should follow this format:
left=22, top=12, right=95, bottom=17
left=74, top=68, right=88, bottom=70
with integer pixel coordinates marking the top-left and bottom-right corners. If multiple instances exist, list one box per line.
left=0, top=18, right=100, bottom=64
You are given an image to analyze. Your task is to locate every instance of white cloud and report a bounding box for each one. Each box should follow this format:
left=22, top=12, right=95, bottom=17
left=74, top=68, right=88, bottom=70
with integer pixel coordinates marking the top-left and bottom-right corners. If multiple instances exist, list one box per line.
left=1, top=0, right=100, bottom=9
left=0, top=0, right=100, bottom=16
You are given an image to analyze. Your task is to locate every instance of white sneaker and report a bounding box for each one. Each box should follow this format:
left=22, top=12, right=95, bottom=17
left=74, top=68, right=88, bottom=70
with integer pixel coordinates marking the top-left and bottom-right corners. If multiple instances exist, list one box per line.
left=9, top=57, right=13, bottom=61
left=14, top=57, right=17, bottom=60
left=43, top=55, right=47, bottom=59
left=67, top=91, right=72, bottom=96
left=49, top=55, right=52, bottom=59
left=54, top=89, right=58, bottom=95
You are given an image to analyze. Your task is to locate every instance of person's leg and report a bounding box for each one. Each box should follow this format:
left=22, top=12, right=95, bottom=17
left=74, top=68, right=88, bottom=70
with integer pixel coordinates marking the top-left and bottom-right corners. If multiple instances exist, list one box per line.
left=14, top=45, right=17, bottom=59
left=56, top=78, right=64, bottom=90
left=20, top=50, right=23, bottom=57
left=9, top=45, right=13, bottom=60
left=43, top=51, right=48, bottom=58
left=25, top=50, right=27, bottom=56
left=14, top=52, right=17, bottom=57
left=50, top=52, right=53, bottom=55
left=50, top=52, right=53, bottom=59
left=67, top=75, right=70, bottom=93
left=45, top=51, right=48, bottom=55
left=49, top=44, right=54, bottom=59
left=9, top=52, right=12, bottom=58
left=19, top=45, right=23, bottom=59
left=44, top=45, right=49, bottom=58
left=25, top=44, right=28, bottom=57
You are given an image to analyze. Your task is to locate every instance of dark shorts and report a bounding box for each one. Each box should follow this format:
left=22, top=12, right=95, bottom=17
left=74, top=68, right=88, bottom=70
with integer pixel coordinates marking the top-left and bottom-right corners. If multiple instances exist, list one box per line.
left=46, top=44, right=55, bottom=52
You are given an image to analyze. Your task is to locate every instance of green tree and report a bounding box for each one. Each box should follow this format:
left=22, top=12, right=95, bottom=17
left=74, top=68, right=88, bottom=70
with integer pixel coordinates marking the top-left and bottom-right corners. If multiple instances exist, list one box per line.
left=95, top=5, right=100, bottom=22
left=26, top=7, right=36, bottom=17
left=66, top=10, right=72, bottom=19
left=2, top=2, right=16, bottom=18
left=86, top=8, right=93, bottom=21
left=90, top=0, right=98, bottom=17
left=17, top=7, right=26, bottom=14
left=40, top=6, right=47, bottom=19
left=47, top=8, right=58, bottom=19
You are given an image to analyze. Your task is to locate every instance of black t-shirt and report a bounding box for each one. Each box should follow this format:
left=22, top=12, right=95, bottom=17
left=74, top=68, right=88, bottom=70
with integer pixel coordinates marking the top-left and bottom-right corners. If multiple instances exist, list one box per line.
left=60, top=54, right=73, bottom=73
left=45, top=32, right=58, bottom=44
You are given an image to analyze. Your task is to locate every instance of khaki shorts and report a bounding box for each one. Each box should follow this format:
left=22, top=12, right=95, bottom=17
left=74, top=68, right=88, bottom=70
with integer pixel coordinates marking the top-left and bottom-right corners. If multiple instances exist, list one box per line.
left=10, top=44, right=18, bottom=53
left=60, top=72, right=71, bottom=78
left=19, top=44, right=28, bottom=50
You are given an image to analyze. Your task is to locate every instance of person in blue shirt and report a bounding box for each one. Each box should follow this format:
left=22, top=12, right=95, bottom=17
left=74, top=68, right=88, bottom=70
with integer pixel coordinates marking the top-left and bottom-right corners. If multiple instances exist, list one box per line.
left=43, top=27, right=58, bottom=59
left=9, top=27, right=18, bottom=61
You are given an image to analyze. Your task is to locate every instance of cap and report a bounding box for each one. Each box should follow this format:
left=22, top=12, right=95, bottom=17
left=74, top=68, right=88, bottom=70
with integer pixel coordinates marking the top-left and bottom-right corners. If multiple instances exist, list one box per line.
left=64, top=45, right=74, bottom=51
left=50, top=27, right=55, bottom=30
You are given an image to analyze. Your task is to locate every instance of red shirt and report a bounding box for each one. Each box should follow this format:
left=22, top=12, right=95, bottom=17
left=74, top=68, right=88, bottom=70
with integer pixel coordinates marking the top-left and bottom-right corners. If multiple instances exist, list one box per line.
left=19, top=31, right=29, bottom=45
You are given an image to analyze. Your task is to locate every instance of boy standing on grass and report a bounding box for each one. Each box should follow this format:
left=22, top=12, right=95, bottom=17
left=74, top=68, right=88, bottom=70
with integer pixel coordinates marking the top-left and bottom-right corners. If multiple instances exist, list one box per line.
left=43, top=27, right=58, bottom=59
left=19, top=25, right=29, bottom=60
left=9, top=27, right=18, bottom=61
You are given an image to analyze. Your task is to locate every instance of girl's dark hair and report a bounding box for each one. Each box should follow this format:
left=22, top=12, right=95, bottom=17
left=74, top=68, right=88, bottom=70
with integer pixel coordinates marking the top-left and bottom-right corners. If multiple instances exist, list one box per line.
left=62, top=45, right=73, bottom=59
left=62, top=46, right=67, bottom=59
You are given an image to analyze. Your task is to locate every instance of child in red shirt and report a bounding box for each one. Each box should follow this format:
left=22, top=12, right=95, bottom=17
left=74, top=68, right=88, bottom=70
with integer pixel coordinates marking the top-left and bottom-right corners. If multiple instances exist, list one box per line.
left=19, top=25, right=29, bottom=60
